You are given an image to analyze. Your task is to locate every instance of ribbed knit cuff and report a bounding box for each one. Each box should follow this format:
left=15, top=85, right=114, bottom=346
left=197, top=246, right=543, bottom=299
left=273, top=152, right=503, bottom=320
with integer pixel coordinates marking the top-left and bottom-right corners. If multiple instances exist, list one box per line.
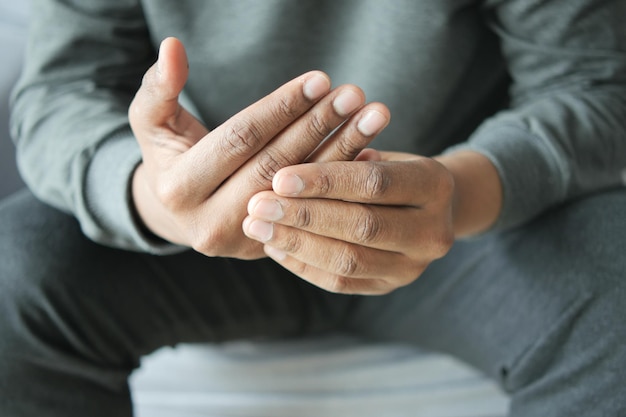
left=84, top=130, right=187, bottom=254
left=445, top=122, right=567, bottom=233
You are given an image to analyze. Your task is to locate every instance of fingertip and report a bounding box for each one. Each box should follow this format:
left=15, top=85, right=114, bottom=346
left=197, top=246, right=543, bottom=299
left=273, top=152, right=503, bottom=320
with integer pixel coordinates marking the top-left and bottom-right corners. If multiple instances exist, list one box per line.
left=247, top=190, right=277, bottom=215
left=247, top=194, right=260, bottom=215
left=354, top=148, right=382, bottom=162
left=131, top=37, right=190, bottom=130
left=157, top=37, right=189, bottom=83
left=357, top=107, right=390, bottom=137
left=332, top=86, right=365, bottom=117
left=272, top=170, right=305, bottom=196
left=302, top=71, right=332, bottom=101
left=159, top=37, right=185, bottom=55
left=241, top=215, right=253, bottom=233
left=264, top=245, right=287, bottom=262
left=368, top=102, right=391, bottom=119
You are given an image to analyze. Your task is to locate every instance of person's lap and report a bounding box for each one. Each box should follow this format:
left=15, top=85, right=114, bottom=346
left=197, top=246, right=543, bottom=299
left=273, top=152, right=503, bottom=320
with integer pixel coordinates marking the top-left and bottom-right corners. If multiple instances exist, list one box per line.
left=1, top=187, right=624, bottom=416
left=350, top=187, right=626, bottom=415
left=0, top=190, right=353, bottom=416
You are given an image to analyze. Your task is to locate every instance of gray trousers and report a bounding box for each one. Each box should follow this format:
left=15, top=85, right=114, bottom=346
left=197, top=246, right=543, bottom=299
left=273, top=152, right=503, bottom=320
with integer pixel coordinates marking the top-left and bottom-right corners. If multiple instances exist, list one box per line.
left=0, top=188, right=625, bottom=417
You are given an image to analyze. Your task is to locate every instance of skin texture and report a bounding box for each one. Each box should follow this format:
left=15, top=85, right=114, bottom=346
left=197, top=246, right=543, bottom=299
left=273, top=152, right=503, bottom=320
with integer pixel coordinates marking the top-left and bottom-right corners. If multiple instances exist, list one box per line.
left=132, top=38, right=503, bottom=294
left=130, top=38, right=390, bottom=260
left=243, top=149, right=502, bottom=295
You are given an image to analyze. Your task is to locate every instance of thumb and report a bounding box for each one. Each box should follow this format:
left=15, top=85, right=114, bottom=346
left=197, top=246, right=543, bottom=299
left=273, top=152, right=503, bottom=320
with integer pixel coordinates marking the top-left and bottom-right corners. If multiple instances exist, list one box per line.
left=130, top=37, right=190, bottom=131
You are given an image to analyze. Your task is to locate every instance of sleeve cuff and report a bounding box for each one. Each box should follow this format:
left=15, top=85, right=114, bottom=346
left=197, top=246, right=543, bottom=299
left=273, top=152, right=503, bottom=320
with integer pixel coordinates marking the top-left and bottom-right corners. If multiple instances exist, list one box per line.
left=82, top=130, right=187, bottom=255
left=445, top=122, right=569, bottom=232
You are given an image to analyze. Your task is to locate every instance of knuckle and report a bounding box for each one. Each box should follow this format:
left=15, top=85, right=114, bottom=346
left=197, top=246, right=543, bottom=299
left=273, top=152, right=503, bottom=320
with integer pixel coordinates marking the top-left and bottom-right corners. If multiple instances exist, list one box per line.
left=312, top=172, right=332, bottom=195
left=274, top=94, right=301, bottom=122
left=353, top=208, right=383, bottom=245
left=402, top=261, right=428, bottom=285
left=189, top=233, right=209, bottom=256
left=372, top=279, right=395, bottom=295
left=139, top=71, right=156, bottom=95
left=137, top=72, right=165, bottom=106
left=326, top=275, right=351, bottom=294
left=432, top=230, right=454, bottom=258
left=290, top=260, right=309, bottom=277
left=434, top=163, right=455, bottom=200
left=190, top=224, right=225, bottom=257
left=398, top=263, right=420, bottom=284
left=332, top=135, right=360, bottom=161
left=363, top=163, right=389, bottom=200
left=294, top=204, right=312, bottom=228
left=306, top=112, right=333, bottom=141
left=282, top=232, right=303, bottom=254
left=419, top=158, right=455, bottom=202
left=251, top=150, right=291, bottom=188
left=190, top=238, right=211, bottom=256
left=221, top=120, right=264, bottom=159
left=334, top=246, right=361, bottom=277
left=154, top=178, right=186, bottom=211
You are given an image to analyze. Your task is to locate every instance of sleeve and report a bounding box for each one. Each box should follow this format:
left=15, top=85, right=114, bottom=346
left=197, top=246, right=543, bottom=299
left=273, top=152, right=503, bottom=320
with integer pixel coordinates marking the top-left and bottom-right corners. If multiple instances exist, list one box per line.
left=448, top=0, right=626, bottom=231
left=10, top=0, right=183, bottom=254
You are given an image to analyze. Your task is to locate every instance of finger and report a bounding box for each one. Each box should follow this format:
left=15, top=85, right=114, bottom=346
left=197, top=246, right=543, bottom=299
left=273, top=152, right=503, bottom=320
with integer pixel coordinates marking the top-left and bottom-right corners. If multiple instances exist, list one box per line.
left=354, top=148, right=382, bottom=162
left=263, top=249, right=394, bottom=295
left=130, top=38, right=207, bottom=139
left=306, top=104, right=390, bottom=163
left=247, top=192, right=419, bottom=252
left=202, top=84, right=366, bottom=219
left=177, top=71, right=332, bottom=198
left=242, top=216, right=417, bottom=282
left=272, top=159, right=436, bottom=206
left=377, top=150, right=421, bottom=162
left=235, top=84, right=371, bottom=191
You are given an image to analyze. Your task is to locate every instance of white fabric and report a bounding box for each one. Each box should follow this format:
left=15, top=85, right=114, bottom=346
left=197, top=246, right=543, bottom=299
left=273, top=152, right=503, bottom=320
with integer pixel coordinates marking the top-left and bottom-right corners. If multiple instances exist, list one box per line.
left=131, top=336, right=509, bottom=417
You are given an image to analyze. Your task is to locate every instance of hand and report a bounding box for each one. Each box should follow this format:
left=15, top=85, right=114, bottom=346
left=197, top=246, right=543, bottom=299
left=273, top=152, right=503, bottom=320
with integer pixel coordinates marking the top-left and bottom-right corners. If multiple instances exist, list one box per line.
left=243, top=150, right=456, bottom=294
left=129, top=38, right=390, bottom=259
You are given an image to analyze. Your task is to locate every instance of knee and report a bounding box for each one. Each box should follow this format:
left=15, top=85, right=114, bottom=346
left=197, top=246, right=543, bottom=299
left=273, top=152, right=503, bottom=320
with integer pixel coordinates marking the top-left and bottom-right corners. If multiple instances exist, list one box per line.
left=0, top=191, right=148, bottom=369
left=502, top=188, right=626, bottom=382
left=505, top=270, right=626, bottom=415
left=0, top=191, right=104, bottom=359
left=556, top=188, right=626, bottom=278
left=0, top=191, right=72, bottom=345
left=507, top=188, right=626, bottom=289
left=0, top=190, right=81, bottom=286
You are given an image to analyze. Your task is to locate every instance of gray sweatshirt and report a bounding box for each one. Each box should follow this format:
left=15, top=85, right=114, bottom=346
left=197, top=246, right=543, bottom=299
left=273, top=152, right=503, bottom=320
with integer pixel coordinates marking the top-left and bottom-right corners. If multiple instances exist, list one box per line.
left=11, top=0, right=626, bottom=254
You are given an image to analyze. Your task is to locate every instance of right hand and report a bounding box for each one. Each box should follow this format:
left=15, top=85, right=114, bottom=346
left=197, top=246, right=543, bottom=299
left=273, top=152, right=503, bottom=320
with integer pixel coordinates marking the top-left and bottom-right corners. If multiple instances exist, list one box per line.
left=129, top=38, right=390, bottom=259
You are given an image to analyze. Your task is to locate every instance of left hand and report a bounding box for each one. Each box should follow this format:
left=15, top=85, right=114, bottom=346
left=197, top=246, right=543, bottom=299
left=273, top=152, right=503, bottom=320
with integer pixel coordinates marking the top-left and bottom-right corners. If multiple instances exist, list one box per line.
left=243, top=150, right=455, bottom=295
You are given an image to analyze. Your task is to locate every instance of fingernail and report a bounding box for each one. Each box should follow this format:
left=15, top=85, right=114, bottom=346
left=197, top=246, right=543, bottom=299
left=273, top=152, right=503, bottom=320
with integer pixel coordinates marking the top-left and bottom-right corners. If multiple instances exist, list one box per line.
left=265, top=246, right=287, bottom=261
left=273, top=174, right=304, bottom=196
left=303, top=73, right=331, bottom=101
left=246, top=219, right=274, bottom=242
left=333, top=90, right=362, bottom=116
left=357, top=111, right=387, bottom=136
left=252, top=199, right=284, bottom=221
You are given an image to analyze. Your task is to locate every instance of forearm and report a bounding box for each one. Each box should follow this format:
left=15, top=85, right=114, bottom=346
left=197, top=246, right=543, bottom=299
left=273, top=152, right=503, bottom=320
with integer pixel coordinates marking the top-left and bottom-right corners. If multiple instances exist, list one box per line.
left=10, top=0, right=173, bottom=252
left=435, top=150, right=502, bottom=238
left=452, top=0, right=626, bottom=233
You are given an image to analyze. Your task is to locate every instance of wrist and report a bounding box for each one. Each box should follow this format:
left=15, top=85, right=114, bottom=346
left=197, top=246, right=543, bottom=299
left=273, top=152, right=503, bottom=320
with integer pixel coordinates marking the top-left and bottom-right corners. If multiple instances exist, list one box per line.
left=131, top=163, right=187, bottom=246
left=435, top=150, right=502, bottom=238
